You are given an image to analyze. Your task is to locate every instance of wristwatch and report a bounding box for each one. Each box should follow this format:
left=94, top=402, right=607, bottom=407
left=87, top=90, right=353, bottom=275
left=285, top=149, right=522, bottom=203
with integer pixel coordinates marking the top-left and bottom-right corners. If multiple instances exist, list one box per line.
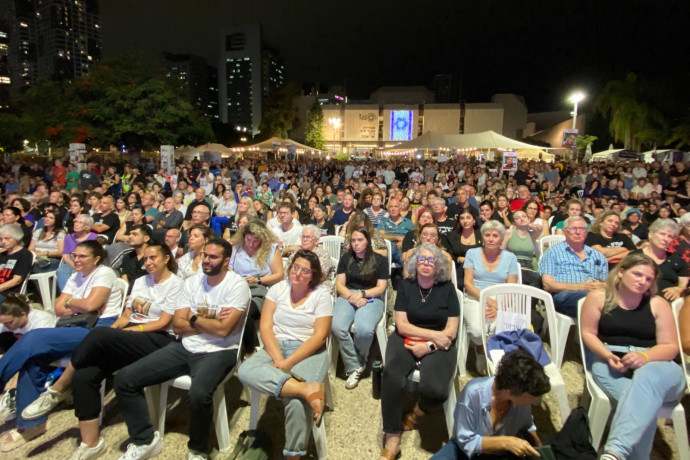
left=257, top=276, right=262, bottom=285
left=189, top=315, right=198, bottom=328
left=360, top=289, right=366, bottom=298
left=427, top=341, right=437, bottom=352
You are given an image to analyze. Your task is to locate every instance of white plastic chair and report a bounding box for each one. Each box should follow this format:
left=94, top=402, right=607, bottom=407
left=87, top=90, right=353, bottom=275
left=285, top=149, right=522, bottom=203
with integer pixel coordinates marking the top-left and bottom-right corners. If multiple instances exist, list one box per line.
left=554, top=311, right=577, bottom=368
left=671, top=298, right=690, bottom=393
left=320, top=235, right=344, bottom=261
left=248, top=338, right=334, bottom=459
left=19, top=251, right=37, bottom=297
left=407, top=289, right=464, bottom=438
left=577, top=300, right=690, bottom=455
left=479, top=283, right=571, bottom=426
left=148, top=286, right=252, bottom=453
left=538, top=235, right=565, bottom=262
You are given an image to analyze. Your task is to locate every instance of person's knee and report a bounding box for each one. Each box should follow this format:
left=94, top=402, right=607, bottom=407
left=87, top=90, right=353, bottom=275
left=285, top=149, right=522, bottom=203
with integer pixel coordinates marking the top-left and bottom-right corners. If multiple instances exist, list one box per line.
left=113, top=369, right=137, bottom=394
left=352, top=321, right=375, bottom=341
left=419, top=381, right=450, bottom=405
left=188, top=384, right=216, bottom=408
left=330, top=317, right=350, bottom=338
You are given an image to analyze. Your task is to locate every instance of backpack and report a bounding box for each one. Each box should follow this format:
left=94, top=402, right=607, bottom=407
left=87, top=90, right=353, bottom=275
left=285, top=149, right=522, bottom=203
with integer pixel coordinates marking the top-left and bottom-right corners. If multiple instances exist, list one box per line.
left=225, top=429, right=272, bottom=460
left=545, top=406, right=597, bottom=459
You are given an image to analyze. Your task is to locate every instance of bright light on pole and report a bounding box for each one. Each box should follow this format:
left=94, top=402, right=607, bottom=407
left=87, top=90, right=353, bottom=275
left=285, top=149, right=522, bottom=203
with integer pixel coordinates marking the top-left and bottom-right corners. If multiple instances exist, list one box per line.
left=328, top=117, right=341, bottom=153
left=569, top=92, right=585, bottom=129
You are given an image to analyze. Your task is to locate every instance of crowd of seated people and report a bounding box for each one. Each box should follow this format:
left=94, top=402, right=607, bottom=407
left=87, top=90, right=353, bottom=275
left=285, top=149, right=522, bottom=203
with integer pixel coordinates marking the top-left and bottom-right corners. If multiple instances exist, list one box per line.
left=0, top=155, right=687, bottom=459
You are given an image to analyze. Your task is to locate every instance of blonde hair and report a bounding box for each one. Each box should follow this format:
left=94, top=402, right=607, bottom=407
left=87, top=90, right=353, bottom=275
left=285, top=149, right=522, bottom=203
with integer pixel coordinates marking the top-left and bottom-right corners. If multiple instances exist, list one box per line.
left=238, top=196, right=258, bottom=218
left=602, top=253, right=659, bottom=314
left=232, top=219, right=277, bottom=268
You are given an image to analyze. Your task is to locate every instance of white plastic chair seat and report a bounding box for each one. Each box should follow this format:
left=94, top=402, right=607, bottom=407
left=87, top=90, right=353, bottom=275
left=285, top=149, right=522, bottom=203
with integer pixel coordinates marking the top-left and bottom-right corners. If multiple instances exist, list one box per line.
left=671, top=298, right=690, bottom=393
left=554, top=312, right=576, bottom=368
left=320, top=236, right=344, bottom=261
left=27, top=270, right=58, bottom=312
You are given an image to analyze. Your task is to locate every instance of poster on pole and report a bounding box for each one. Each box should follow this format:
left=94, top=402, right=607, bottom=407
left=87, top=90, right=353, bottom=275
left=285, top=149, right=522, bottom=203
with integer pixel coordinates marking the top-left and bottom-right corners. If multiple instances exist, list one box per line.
left=502, top=151, right=517, bottom=171
left=286, top=144, right=296, bottom=161
left=69, top=143, right=87, bottom=171
left=160, top=145, right=174, bottom=175
left=561, top=129, right=578, bottom=150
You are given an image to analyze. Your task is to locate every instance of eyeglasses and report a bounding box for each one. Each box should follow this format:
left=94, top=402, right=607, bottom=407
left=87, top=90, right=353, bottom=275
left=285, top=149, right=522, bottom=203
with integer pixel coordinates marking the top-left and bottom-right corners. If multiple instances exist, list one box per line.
left=70, top=253, right=92, bottom=260
left=420, top=232, right=438, bottom=239
left=291, top=264, right=312, bottom=275
left=301, top=235, right=316, bottom=240
left=417, top=255, right=436, bottom=265
left=565, top=227, right=587, bottom=233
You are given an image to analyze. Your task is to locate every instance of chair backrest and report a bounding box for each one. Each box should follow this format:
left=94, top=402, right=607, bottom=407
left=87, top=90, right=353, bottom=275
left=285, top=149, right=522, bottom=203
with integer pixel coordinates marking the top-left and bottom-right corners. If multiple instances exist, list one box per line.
left=384, top=239, right=393, bottom=273
left=577, top=297, right=598, bottom=389
left=115, top=278, right=130, bottom=315
left=20, top=251, right=37, bottom=295
left=320, top=235, right=344, bottom=261
left=538, top=235, right=566, bottom=261
left=671, top=298, right=690, bottom=392
left=334, top=224, right=342, bottom=237
left=478, top=283, right=559, bottom=363
left=450, top=263, right=458, bottom=289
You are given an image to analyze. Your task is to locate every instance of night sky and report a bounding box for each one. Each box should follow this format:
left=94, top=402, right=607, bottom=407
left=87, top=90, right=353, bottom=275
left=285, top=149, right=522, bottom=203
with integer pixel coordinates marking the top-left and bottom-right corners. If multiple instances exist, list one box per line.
left=101, top=0, right=690, bottom=113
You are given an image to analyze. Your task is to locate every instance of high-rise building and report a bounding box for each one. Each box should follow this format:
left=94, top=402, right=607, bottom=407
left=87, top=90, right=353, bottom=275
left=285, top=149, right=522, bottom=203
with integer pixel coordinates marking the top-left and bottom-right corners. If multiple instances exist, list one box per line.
left=218, top=24, right=284, bottom=135
left=0, top=0, right=101, bottom=102
left=0, top=27, right=10, bottom=109
left=164, top=52, right=219, bottom=120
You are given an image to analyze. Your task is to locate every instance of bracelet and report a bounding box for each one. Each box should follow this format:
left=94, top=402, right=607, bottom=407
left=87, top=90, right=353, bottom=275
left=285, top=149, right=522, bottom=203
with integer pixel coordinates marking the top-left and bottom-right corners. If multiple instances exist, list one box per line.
left=639, top=351, right=649, bottom=361
left=139, top=324, right=144, bottom=332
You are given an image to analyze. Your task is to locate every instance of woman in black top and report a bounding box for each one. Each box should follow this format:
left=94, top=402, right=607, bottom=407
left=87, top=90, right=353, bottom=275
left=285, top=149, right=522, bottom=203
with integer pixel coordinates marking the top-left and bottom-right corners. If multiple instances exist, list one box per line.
left=379, top=243, right=459, bottom=460
left=0, top=224, right=33, bottom=302
left=581, top=253, right=685, bottom=460
left=585, top=210, right=636, bottom=271
left=445, top=208, right=482, bottom=285
left=332, top=228, right=389, bottom=391
left=401, top=209, right=436, bottom=257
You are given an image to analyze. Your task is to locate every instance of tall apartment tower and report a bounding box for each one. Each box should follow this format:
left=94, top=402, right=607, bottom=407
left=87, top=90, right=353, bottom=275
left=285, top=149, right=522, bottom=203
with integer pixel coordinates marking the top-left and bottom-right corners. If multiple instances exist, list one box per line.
left=0, top=0, right=101, bottom=102
left=164, top=52, right=219, bottom=120
left=218, top=24, right=284, bottom=136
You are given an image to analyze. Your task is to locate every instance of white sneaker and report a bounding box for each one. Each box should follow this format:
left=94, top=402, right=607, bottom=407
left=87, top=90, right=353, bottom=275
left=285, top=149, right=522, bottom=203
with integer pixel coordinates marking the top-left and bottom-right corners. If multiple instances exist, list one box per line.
left=117, top=431, right=162, bottom=460
left=21, top=385, right=72, bottom=420
left=0, top=389, right=17, bottom=423
left=69, top=438, right=106, bottom=460
left=187, top=452, right=208, bottom=460
left=345, top=366, right=364, bottom=390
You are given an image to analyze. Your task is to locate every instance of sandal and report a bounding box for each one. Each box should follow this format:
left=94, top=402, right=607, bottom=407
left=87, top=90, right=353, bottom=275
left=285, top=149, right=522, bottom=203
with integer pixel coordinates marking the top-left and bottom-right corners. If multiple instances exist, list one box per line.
left=402, top=411, right=422, bottom=431
left=1, top=425, right=47, bottom=452
left=306, top=384, right=325, bottom=427
left=378, top=447, right=401, bottom=460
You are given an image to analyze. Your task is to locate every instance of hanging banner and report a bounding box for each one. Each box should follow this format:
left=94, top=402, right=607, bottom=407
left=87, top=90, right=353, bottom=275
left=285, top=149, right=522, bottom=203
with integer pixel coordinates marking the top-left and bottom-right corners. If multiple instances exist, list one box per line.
left=502, top=151, right=517, bottom=171
left=69, top=143, right=87, bottom=171
left=160, top=145, right=174, bottom=175
left=562, top=129, right=578, bottom=150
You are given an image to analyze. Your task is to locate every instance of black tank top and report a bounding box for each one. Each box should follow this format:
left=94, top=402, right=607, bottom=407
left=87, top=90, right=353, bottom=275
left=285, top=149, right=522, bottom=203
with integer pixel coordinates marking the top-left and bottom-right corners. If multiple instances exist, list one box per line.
left=598, top=296, right=657, bottom=348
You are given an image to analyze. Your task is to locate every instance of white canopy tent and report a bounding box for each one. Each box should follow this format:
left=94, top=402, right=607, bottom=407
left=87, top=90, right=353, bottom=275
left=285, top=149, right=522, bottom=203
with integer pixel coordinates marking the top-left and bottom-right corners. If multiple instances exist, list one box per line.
left=175, top=143, right=234, bottom=159
left=387, top=130, right=550, bottom=152
left=590, top=149, right=641, bottom=162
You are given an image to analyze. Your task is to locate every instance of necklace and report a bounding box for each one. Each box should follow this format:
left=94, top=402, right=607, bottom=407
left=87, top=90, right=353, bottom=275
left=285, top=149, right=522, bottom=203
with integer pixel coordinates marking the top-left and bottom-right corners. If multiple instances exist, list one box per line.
left=419, top=285, right=433, bottom=303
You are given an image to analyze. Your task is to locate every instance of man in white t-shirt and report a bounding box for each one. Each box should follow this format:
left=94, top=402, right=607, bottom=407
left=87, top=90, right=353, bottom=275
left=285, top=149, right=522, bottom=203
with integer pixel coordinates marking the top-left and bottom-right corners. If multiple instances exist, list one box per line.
left=113, top=238, right=249, bottom=459
left=271, top=203, right=302, bottom=248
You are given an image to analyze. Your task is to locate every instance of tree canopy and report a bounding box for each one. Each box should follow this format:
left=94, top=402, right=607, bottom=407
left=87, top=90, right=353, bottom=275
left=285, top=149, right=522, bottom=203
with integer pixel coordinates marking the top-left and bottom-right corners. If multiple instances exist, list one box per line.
left=304, top=98, right=326, bottom=150
left=258, top=81, right=300, bottom=140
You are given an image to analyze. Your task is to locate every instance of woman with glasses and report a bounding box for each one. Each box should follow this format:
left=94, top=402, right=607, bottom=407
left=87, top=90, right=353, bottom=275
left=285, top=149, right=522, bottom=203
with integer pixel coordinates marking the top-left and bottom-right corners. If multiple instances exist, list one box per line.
left=463, top=221, right=519, bottom=375
left=283, top=225, right=334, bottom=291
left=582, top=253, right=685, bottom=460
left=401, top=224, right=453, bottom=278
left=0, top=240, right=121, bottom=451
left=238, top=250, right=332, bottom=459
left=332, top=228, right=389, bottom=390
left=56, top=215, right=99, bottom=291
left=521, top=199, right=548, bottom=238
left=378, top=243, right=460, bottom=460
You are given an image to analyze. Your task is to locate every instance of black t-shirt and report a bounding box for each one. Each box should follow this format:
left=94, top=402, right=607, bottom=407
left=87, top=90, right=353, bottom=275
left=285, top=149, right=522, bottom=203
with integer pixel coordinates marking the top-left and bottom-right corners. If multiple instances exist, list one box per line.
left=394, top=279, right=460, bottom=331
left=0, top=248, right=33, bottom=294
left=585, top=232, right=636, bottom=252
left=443, top=229, right=482, bottom=261
left=92, top=212, right=120, bottom=243
left=337, top=252, right=389, bottom=290
left=436, top=217, right=456, bottom=236
left=631, top=249, right=688, bottom=292
left=401, top=229, right=417, bottom=253
left=309, top=218, right=334, bottom=237
left=120, top=251, right=147, bottom=291
left=447, top=203, right=478, bottom=221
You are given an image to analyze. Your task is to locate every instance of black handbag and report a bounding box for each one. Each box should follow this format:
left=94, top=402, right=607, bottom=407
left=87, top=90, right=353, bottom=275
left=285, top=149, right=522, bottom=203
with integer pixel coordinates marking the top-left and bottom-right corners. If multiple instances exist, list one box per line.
left=56, top=312, right=99, bottom=329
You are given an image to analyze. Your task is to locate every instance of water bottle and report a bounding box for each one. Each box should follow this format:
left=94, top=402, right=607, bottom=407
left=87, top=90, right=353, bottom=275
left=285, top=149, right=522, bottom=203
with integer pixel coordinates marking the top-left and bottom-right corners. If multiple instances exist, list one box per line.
left=372, top=360, right=383, bottom=400
left=45, top=367, right=65, bottom=388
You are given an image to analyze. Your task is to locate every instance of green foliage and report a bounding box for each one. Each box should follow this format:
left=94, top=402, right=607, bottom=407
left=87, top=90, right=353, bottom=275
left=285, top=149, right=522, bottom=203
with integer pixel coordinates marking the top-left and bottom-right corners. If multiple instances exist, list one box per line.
left=575, top=134, right=598, bottom=160
left=9, top=55, right=214, bottom=151
left=304, top=98, right=326, bottom=150
left=258, top=82, right=300, bottom=139
left=0, top=113, right=31, bottom=152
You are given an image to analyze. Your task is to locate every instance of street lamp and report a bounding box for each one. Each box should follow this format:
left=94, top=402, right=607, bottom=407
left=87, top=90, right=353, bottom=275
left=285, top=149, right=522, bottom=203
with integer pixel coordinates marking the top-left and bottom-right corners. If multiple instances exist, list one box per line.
left=328, top=117, right=341, bottom=154
left=569, top=92, right=585, bottom=129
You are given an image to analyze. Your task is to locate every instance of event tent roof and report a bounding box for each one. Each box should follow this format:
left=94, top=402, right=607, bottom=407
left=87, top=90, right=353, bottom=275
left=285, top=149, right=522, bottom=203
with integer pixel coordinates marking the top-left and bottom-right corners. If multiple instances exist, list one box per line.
left=386, top=130, right=548, bottom=151
left=240, top=137, right=321, bottom=152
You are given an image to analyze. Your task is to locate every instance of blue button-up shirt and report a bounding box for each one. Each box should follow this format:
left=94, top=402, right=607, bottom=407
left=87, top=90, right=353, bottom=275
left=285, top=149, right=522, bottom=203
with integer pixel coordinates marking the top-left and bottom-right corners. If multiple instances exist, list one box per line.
left=538, top=241, right=608, bottom=284
left=378, top=216, right=414, bottom=237
left=453, top=377, right=536, bottom=457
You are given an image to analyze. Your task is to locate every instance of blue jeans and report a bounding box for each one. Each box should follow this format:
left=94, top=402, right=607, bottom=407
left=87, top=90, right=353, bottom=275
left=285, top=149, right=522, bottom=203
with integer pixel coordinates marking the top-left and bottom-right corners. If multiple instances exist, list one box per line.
left=0, top=316, right=116, bottom=428
left=210, top=216, right=230, bottom=236
left=430, top=440, right=469, bottom=459
left=552, top=290, right=588, bottom=317
left=331, top=291, right=384, bottom=374
left=238, top=340, right=329, bottom=457
left=56, top=263, right=74, bottom=292
left=586, top=344, right=686, bottom=460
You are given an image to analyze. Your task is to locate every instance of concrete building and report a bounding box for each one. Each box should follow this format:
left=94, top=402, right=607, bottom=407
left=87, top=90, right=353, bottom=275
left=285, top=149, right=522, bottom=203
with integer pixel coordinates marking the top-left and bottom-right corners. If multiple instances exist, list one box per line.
left=218, top=24, right=284, bottom=136
left=164, top=52, right=218, bottom=120
left=0, top=27, right=10, bottom=109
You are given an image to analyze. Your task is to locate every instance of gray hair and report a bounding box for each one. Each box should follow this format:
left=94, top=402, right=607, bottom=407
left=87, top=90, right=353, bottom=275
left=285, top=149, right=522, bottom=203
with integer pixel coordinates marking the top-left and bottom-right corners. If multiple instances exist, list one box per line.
left=430, top=197, right=446, bottom=207
left=649, top=218, right=679, bottom=237
left=0, top=224, right=25, bottom=246
left=563, top=215, right=586, bottom=229
left=76, top=214, right=94, bottom=229
left=679, top=212, right=690, bottom=228
left=302, top=224, right=321, bottom=239
left=405, top=243, right=451, bottom=283
left=480, top=220, right=506, bottom=240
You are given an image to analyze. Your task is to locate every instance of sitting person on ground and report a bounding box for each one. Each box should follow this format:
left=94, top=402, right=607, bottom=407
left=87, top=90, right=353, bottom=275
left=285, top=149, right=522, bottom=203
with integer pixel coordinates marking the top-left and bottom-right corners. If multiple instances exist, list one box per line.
left=463, top=220, right=519, bottom=375
left=581, top=253, right=686, bottom=460
left=430, top=349, right=550, bottom=460
left=0, top=294, right=56, bottom=424
left=538, top=216, right=608, bottom=317
left=332, top=228, right=389, bottom=390
left=379, top=243, right=459, bottom=460
left=238, top=250, right=332, bottom=459
left=113, top=238, right=249, bottom=460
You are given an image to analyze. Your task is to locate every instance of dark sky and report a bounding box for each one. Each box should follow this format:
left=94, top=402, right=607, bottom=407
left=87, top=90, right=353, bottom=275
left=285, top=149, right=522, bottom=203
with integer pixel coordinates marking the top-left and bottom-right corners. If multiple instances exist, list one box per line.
left=101, top=0, right=690, bottom=113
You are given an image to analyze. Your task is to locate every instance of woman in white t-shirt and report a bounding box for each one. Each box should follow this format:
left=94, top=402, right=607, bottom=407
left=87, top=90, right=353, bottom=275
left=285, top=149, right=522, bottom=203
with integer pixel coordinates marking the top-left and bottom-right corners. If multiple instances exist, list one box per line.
left=238, top=249, right=333, bottom=459
left=0, top=240, right=122, bottom=451
left=0, top=294, right=56, bottom=423
left=176, top=225, right=211, bottom=280
left=22, top=244, right=183, bottom=459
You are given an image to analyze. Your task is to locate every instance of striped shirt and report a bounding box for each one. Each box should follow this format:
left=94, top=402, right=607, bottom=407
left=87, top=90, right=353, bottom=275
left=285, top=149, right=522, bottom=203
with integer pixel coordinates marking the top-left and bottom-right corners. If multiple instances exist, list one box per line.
left=538, top=241, right=608, bottom=284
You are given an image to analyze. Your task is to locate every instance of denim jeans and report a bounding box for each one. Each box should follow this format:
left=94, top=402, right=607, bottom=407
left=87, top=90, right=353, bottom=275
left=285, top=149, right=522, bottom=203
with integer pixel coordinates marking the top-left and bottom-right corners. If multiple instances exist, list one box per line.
left=210, top=216, right=230, bottom=236
left=552, top=290, right=589, bottom=317
left=586, top=344, right=686, bottom=460
left=238, top=340, right=329, bottom=457
left=56, top=262, right=74, bottom=292
left=430, top=440, right=470, bottom=460
left=331, top=291, right=384, bottom=374
left=0, top=316, right=116, bottom=429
